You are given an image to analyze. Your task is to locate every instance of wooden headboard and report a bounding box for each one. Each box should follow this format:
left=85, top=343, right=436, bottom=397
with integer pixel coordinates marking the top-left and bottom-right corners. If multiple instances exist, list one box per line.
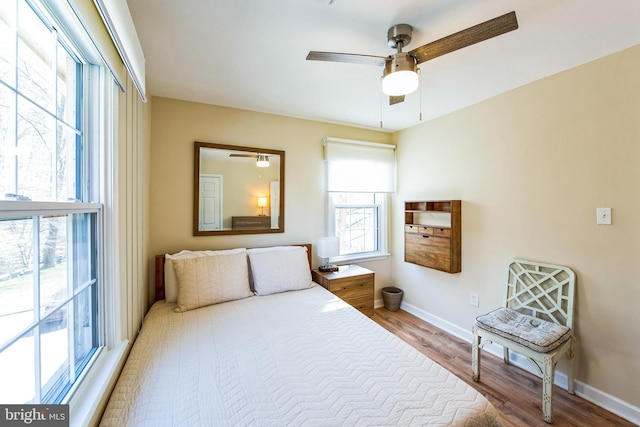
left=154, top=243, right=313, bottom=302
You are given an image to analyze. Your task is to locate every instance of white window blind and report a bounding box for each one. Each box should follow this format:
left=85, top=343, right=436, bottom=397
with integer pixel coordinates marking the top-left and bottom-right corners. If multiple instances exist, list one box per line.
left=323, top=137, right=396, bottom=193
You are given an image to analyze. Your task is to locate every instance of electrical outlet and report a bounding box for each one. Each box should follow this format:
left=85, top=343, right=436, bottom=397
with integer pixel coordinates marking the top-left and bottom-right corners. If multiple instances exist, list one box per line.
left=470, top=293, right=479, bottom=307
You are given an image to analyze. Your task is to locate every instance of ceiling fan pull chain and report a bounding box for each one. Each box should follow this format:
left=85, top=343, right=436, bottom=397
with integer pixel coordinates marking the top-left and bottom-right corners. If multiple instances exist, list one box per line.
left=419, top=68, right=423, bottom=122
left=379, top=77, right=384, bottom=128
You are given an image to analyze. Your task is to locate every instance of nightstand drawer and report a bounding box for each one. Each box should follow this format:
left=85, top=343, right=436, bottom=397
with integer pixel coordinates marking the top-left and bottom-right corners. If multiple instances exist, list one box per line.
left=348, top=298, right=374, bottom=317
left=326, top=275, right=372, bottom=293
left=333, top=281, right=372, bottom=300
left=311, top=265, right=375, bottom=317
left=339, top=293, right=373, bottom=309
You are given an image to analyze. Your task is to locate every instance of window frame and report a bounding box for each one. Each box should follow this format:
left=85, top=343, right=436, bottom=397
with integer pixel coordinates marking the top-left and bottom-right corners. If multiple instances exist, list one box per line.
left=0, top=0, right=120, bottom=409
left=0, top=202, right=103, bottom=404
left=327, top=192, right=390, bottom=263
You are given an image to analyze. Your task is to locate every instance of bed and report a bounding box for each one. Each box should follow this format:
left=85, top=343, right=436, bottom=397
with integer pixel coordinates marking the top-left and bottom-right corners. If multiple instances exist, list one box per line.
left=100, top=244, right=502, bottom=426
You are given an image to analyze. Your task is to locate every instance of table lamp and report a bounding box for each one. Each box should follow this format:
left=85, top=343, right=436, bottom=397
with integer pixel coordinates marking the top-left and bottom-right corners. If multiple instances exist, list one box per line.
left=257, top=197, right=268, bottom=216
left=317, top=236, right=340, bottom=272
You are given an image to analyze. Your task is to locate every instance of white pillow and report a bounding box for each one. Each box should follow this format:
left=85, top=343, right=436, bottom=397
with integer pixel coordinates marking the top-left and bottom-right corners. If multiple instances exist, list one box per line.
left=172, top=251, right=253, bottom=312
left=164, top=248, right=246, bottom=302
left=247, top=246, right=312, bottom=295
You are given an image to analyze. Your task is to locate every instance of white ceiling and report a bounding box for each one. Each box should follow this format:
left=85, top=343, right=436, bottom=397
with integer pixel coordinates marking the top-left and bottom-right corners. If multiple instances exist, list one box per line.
left=126, top=0, right=640, bottom=132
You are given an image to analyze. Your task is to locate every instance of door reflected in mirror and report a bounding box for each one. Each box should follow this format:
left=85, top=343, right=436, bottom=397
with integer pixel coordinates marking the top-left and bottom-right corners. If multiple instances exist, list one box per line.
left=193, top=142, right=285, bottom=235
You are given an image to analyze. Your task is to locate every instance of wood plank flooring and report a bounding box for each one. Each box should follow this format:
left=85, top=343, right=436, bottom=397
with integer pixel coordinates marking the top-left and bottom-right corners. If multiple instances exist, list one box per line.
left=371, top=307, right=636, bottom=427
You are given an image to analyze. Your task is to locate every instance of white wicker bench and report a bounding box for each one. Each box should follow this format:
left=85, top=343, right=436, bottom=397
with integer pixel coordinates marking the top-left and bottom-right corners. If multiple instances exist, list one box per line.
left=472, top=259, right=576, bottom=423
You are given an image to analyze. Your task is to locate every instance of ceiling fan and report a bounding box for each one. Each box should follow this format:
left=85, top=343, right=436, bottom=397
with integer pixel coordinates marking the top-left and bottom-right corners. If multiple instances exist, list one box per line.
left=306, top=11, right=518, bottom=105
left=229, top=153, right=270, bottom=167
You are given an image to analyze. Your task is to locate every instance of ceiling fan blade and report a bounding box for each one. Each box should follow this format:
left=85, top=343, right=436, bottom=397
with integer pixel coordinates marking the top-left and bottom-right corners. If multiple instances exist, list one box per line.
left=409, top=11, right=518, bottom=64
left=306, top=51, right=387, bottom=67
left=389, top=95, right=405, bottom=105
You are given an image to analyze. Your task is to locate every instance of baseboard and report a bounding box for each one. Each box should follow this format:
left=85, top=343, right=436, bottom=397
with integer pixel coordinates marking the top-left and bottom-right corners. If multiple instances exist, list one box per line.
left=384, top=301, right=640, bottom=426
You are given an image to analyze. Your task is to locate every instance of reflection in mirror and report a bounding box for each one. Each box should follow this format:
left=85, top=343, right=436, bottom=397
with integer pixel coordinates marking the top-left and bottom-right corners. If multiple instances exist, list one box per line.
left=193, top=142, right=285, bottom=236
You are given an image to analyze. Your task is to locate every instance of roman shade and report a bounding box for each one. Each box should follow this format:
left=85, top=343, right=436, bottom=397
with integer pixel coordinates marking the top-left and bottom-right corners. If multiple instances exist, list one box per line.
left=323, top=137, right=396, bottom=193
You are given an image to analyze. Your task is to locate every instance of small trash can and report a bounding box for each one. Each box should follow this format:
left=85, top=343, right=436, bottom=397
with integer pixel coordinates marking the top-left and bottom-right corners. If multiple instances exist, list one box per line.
left=381, top=287, right=404, bottom=311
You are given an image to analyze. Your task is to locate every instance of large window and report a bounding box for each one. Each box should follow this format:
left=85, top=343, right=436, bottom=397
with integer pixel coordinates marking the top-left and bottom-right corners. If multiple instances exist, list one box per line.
left=324, top=137, right=395, bottom=261
left=0, top=0, right=102, bottom=404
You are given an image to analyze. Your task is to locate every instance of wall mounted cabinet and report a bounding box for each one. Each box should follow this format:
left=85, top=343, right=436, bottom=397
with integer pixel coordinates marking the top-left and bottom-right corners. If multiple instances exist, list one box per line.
left=404, top=200, right=461, bottom=273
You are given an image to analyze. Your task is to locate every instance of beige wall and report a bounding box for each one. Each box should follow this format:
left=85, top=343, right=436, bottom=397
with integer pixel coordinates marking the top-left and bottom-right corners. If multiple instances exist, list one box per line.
left=393, top=45, right=640, bottom=407
left=148, top=98, right=394, bottom=299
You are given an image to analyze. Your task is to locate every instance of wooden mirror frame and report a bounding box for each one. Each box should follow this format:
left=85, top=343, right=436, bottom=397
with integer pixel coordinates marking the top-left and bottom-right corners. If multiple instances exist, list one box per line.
left=193, top=141, right=285, bottom=236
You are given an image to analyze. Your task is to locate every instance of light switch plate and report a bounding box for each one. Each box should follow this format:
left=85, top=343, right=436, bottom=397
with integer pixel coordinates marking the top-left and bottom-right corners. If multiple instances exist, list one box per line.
left=596, top=208, right=611, bottom=225
left=470, top=293, right=479, bottom=307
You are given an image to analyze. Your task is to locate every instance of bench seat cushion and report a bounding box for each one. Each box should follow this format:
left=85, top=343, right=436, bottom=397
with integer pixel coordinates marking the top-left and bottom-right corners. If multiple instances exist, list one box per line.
left=475, top=307, right=571, bottom=353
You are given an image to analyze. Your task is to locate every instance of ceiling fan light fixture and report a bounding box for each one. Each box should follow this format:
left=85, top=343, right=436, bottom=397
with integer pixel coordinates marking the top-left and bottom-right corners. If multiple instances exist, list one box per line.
left=256, top=154, right=269, bottom=167
left=382, top=53, right=418, bottom=96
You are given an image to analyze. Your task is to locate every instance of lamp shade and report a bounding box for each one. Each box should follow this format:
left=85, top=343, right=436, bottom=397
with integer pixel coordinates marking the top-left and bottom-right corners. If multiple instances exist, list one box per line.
left=317, top=237, right=340, bottom=258
left=382, top=70, right=419, bottom=96
left=382, top=52, right=419, bottom=96
left=257, top=197, right=268, bottom=207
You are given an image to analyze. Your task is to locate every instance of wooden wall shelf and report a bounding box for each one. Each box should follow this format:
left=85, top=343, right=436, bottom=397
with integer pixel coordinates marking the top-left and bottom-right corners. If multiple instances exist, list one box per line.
left=404, top=200, right=461, bottom=273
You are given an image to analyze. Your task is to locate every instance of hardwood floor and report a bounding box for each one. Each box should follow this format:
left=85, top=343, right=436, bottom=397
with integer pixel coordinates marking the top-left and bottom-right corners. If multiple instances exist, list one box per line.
left=371, top=307, right=636, bottom=427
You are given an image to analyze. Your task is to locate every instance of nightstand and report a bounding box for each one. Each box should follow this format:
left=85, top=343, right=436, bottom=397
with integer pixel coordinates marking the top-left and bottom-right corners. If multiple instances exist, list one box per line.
left=312, top=265, right=374, bottom=317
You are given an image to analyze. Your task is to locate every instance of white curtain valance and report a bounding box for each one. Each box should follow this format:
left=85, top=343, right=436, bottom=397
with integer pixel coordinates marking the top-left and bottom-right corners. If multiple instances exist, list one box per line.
left=324, top=137, right=396, bottom=193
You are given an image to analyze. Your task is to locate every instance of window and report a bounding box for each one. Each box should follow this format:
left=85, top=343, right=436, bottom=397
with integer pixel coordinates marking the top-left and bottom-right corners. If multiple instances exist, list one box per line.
left=0, top=0, right=102, bottom=404
left=324, top=137, right=395, bottom=262
left=329, top=192, right=389, bottom=260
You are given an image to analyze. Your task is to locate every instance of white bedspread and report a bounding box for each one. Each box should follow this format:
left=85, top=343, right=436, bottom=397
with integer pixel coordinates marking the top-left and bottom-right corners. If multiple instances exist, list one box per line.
left=101, top=285, right=502, bottom=426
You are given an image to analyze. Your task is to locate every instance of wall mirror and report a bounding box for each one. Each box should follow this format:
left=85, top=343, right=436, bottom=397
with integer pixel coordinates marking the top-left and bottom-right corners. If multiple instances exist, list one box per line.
left=193, top=141, right=285, bottom=235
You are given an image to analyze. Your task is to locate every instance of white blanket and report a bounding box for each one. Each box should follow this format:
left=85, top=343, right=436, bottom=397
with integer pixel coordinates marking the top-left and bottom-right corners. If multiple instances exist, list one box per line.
left=101, top=285, right=502, bottom=426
